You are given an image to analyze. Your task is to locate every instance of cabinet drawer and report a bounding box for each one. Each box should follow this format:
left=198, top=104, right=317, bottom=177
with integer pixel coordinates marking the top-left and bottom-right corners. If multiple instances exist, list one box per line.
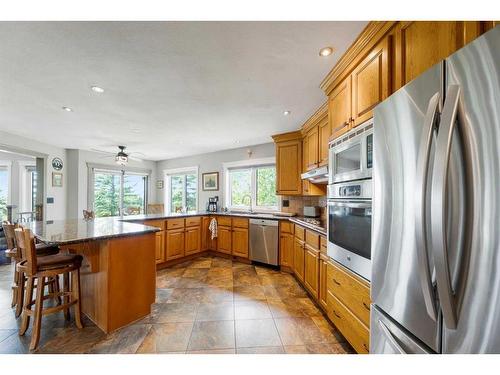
left=294, top=225, right=305, bottom=240
left=280, top=221, right=294, bottom=234
left=232, top=217, right=249, bottom=229
left=166, top=218, right=185, bottom=229
left=185, top=216, right=201, bottom=227
left=327, top=292, right=369, bottom=354
left=305, top=230, right=320, bottom=250
left=320, top=236, right=327, bottom=253
left=217, top=216, right=232, bottom=227
left=141, top=220, right=165, bottom=230
left=327, top=261, right=371, bottom=327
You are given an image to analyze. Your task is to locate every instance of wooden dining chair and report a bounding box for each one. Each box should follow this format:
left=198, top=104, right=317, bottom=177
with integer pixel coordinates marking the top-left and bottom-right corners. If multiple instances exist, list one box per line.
left=15, top=227, right=84, bottom=351
left=147, top=203, right=164, bottom=214
left=2, top=221, right=60, bottom=317
left=82, top=209, right=95, bottom=220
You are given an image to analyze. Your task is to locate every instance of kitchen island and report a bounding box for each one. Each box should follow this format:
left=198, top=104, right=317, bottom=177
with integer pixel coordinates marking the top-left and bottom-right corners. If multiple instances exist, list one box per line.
left=28, top=218, right=160, bottom=333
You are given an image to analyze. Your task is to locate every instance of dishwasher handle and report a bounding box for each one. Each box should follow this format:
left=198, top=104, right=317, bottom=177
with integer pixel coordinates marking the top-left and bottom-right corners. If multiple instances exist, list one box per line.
left=249, top=219, right=279, bottom=227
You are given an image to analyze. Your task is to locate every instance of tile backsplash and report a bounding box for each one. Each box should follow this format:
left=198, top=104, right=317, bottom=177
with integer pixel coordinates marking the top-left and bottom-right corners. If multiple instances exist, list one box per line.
left=281, top=195, right=327, bottom=221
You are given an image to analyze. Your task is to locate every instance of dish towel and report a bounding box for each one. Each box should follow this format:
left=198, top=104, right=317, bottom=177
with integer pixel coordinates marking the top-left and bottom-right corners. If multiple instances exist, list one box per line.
left=209, top=217, right=218, bottom=240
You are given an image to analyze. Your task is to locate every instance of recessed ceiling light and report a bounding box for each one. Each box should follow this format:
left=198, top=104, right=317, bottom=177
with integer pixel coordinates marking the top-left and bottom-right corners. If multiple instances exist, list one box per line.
left=62, top=106, right=73, bottom=112
left=91, top=85, right=104, bottom=93
left=319, top=47, right=334, bottom=57
left=283, top=110, right=291, bottom=116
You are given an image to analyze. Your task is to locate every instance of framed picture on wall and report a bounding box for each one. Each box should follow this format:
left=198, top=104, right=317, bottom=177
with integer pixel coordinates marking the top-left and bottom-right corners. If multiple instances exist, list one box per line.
left=52, top=172, right=63, bottom=187
left=202, top=172, right=219, bottom=191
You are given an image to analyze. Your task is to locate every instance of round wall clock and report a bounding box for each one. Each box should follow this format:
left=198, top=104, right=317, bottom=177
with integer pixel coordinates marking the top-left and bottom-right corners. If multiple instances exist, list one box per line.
left=52, top=157, right=63, bottom=171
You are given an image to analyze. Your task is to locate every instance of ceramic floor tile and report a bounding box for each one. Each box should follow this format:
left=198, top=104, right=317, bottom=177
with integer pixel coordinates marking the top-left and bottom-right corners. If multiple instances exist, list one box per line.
left=235, top=319, right=282, bottom=348
left=157, top=303, right=199, bottom=323
left=196, top=302, right=234, bottom=321
left=136, top=323, right=193, bottom=353
left=234, top=300, right=272, bottom=320
left=187, top=259, right=212, bottom=269
left=0, top=329, right=16, bottom=343
left=182, top=268, right=209, bottom=279
left=187, top=348, right=236, bottom=354
left=199, top=286, right=233, bottom=303
left=187, top=320, right=235, bottom=351
left=88, top=324, right=152, bottom=354
left=38, top=326, right=106, bottom=354
left=156, top=289, right=174, bottom=303
left=233, top=285, right=267, bottom=301
left=237, top=346, right=284, bottom=354
left=210, top=258, right=233, bottom=268
left=284, top=343, right=353, bottom=354
left=167, top=288, right=206, bottom=303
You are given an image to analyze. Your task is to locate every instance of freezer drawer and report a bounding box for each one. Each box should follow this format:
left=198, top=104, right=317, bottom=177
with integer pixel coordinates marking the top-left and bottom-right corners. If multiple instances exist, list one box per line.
left=370, top=305, right=434, bottom=354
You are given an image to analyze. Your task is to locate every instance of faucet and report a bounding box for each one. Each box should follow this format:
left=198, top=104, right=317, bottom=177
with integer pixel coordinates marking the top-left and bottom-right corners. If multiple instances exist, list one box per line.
left=241, top=194, right=253, bottom=213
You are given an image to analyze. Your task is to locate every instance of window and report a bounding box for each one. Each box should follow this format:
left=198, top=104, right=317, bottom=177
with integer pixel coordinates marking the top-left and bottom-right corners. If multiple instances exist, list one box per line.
left=0, top=165, right=9, bottom=221
left=165, top=168, right=198, bottom=214
left=90, top=168, right=148, bottom=217
left=19, top=164, right=36, bottom=212
left=226, top=162, right=278, bottom=211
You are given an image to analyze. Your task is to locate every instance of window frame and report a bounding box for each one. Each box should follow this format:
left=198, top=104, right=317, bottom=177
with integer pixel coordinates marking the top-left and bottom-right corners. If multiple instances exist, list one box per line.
left=223, top=157, right=279, bottom=213
left=87, top=163, right=150, bottom=217
left=164, top=166, right=199, bottom=214
left=0, top=161, right=12, bottom=221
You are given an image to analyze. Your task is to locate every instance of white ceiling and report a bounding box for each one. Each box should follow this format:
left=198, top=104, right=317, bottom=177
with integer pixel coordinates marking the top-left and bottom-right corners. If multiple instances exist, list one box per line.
left=0, top=21, right=367, bottom=161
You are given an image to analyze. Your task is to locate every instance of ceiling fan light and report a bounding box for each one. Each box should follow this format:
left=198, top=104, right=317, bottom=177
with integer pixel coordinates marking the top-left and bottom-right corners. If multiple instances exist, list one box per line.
left=115, top=154, right=128, bottom=165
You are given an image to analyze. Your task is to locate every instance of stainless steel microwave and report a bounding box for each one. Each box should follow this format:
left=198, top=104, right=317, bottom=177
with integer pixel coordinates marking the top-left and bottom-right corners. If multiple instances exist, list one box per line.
left=328, top=119, right=373, bottom=184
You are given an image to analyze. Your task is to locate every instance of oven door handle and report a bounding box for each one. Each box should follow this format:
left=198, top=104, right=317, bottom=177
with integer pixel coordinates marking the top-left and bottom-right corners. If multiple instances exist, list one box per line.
left=328, top=200, right=372, bottom=209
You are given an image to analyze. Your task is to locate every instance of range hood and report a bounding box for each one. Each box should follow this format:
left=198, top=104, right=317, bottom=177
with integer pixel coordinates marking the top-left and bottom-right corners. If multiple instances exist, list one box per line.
left=301, top=165, right=328, bottom=184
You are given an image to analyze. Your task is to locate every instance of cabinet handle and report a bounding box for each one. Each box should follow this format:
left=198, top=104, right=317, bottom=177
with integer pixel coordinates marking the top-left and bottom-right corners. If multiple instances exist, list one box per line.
left=333, top=278, right=341, bottom=286
left=333, top=310, right=342, bottom=319
left=343, top=121, right=349, bottom=126
left=363, top=301, right=370, bottom=311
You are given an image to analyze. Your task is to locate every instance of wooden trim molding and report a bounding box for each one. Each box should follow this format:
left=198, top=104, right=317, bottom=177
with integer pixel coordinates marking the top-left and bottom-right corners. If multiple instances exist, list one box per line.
left=319, top=21, right=396, bottom=96
left=301, top=101, right=328, bottom=135
left=271, top=130, right=302, bottom=143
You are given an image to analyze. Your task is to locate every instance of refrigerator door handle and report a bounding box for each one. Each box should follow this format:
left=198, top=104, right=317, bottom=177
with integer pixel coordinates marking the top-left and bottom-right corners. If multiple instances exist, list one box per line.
left=415, top=92, right=440, bottom=321
left=378, top=320, right=406, bottom=354
left=431, top=84, right=464, bottom=329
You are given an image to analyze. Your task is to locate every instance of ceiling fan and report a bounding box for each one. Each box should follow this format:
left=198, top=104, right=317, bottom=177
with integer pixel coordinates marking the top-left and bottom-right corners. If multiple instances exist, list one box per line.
left=90, top=145, right=146, bottom=165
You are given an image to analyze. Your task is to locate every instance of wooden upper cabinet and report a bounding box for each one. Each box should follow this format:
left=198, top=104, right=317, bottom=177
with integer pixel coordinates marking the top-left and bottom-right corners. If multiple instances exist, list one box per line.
left=272, top=132, right=302, bottom=195
left=232, top=226, right=249, bottom=258
left=318, top=117, right=330, bottom=166
left=306, top=126, right=319, bottom=170
left=395, top=21, right=467, bottom=88
left=329, top=76, right=352, bottom=140
left=351, top=36, right=390, bottom=127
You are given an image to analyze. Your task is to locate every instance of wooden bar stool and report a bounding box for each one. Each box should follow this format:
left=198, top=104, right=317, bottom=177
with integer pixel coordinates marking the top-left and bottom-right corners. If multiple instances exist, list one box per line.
left=2, top=222, right=60, bottom=317
left=14, top=227, right=84, bottom=351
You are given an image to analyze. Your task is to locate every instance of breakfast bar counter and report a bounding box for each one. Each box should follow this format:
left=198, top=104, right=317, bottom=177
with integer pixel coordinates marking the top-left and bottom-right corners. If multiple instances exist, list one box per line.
left=28, top=218, right=160, bottom=333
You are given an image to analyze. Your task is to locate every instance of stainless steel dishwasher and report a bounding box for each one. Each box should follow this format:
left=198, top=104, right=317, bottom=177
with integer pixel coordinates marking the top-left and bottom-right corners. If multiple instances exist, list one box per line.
left=249, top=219, right=279, bottom=266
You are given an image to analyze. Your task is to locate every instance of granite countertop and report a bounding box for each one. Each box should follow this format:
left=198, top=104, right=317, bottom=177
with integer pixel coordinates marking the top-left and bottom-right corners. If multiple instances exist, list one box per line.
left=122, top=212, right=327, bottom=236
left=27, top=218, right=160, bottom=245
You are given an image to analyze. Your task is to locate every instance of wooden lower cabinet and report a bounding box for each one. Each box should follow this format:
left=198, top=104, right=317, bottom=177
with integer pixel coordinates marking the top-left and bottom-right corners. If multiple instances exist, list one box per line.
left=217, top=225, right=232, bottom=254
left=280, top=232, right=294, bottom=267
left=318, top=257, right=328, bottom=310
left=293, top=238, right=305, bottom=282
left=327, top=292, right=369, bottom=354
left=185, top=226, right=201, bottom=255
left=155, top=231, right=165, bottom=263
left=165, top=228, right=185, bottom=260
left=304, top=245, right=319, bottom=299
left=232, top=227, right=249, bottom=258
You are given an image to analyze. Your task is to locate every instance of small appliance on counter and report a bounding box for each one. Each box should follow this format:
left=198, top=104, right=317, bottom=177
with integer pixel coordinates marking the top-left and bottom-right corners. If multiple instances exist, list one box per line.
left=207, top=196, right=218, bottom=212
left=303, top=206, right=320, bottom=218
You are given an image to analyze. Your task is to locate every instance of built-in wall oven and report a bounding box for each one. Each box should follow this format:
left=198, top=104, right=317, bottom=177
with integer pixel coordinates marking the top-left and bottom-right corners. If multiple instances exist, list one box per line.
left=327, top=120, right=373, bottom=281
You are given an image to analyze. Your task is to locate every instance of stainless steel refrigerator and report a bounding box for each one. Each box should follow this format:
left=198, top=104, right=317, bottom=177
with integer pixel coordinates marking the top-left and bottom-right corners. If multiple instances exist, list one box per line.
left=371, top=26, right=500, bottom=354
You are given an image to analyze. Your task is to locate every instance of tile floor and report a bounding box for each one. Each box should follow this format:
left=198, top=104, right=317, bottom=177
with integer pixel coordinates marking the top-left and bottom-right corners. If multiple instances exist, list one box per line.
left=0, top=254, right=353, bottom=354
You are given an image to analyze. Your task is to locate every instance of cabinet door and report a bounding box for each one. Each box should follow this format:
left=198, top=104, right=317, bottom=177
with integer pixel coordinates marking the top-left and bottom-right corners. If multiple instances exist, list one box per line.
left=318, top=117, right=330, bottom=166
left=185, top=226, right=201, bottom=255
left=351, top=36, right=390, bottom=127
left=201, top=216, right=210, bottom=250
left=306, top=126, right=319, bottom=170
left=396, top=21, right=466, bottom=87
left=155, top=231, right=165, bottom=264
left=165, top=228, right=185, bottom=260
left=217, top=226, right=232, bottom=254
left=232, top=227, right=249, bottom=258
left=293, top=238, right=305, bottom=282
left=329, top=76, right=352, bottom=140
left=318, top=258, right=328, bottom=310
left=276, top=140, right=302, bottom=195
left=304, top=246, right=319, bottom=299
left=279, top=232, right=294, bottom=268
